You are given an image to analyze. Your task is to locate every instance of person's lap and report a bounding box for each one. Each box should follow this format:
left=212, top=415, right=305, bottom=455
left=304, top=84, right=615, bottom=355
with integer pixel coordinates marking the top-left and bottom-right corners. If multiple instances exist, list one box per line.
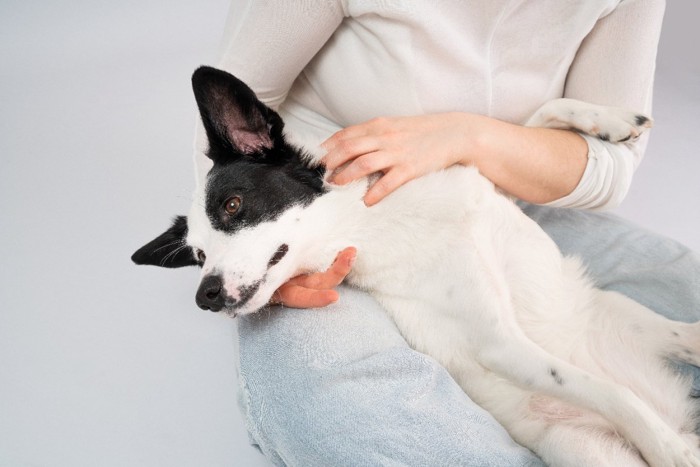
left=235, top=204, right=700, bottom=466
left=236, top=287, right=541, bottom=466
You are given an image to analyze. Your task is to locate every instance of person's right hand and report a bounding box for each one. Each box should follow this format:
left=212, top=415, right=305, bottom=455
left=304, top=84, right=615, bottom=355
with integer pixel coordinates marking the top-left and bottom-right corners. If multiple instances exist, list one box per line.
left=270, top=247, right=356, bottom=308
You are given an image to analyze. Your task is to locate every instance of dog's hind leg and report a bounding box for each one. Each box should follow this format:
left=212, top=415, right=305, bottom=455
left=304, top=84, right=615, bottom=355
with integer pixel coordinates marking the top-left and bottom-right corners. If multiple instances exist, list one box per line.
left=592, top=289, right=700, bottom=368
left=451, top=227, right=699, bottom=465
left=476, top=329, right=699, bottom=466
left=652, top=317, right=700, bottom=368
left=668, top=322, right=700, bottom=367
left=537, top=424, right=648, bottom=467
left=458, top=371, right=647, bottom=467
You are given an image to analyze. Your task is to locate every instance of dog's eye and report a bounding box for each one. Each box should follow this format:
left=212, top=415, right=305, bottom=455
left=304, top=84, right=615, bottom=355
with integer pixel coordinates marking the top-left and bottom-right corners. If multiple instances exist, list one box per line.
left=224, top=196, right=241, bottom=215
left=196, top=249, right=206, bottom=263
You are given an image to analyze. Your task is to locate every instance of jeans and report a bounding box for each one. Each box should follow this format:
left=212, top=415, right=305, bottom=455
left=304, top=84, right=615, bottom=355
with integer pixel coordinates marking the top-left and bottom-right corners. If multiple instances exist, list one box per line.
left=234, top=204, right=700, bottom=466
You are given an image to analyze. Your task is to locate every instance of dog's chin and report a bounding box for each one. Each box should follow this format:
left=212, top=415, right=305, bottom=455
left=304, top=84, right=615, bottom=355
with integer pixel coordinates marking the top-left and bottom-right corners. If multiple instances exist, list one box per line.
left=221, top=291, right=273, bottom=319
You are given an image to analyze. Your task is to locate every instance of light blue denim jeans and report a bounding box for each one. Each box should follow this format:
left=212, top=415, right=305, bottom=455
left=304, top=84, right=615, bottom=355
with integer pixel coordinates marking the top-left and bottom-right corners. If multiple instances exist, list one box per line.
left=235, top=204, right=700, bottom=466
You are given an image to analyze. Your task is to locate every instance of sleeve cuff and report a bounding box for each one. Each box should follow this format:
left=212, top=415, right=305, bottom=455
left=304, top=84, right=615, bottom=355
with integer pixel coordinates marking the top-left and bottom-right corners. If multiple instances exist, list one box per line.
left=543, top=134, right=638, bottom=211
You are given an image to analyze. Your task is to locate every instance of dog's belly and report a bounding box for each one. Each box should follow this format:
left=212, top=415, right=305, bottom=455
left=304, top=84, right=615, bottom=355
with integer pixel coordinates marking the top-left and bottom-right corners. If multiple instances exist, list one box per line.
left=348, top=163, right=569, bottom=324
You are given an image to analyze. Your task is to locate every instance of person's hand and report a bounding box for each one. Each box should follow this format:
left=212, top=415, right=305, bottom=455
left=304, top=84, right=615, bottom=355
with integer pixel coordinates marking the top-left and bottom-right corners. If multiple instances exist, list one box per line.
left=321, top=113, right=478, bottom=206
left=270, top=247, right=356, bottom=309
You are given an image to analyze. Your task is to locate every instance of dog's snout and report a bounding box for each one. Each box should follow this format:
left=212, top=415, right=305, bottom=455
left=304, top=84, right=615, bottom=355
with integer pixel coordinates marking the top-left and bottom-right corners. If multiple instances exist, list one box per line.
left=196, top=274, right=226, bottom=312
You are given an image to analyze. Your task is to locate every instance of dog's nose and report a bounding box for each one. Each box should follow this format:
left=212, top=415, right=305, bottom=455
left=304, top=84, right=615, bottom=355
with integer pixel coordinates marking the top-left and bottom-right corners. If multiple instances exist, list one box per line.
left=195, top=274, right=225, bottom=312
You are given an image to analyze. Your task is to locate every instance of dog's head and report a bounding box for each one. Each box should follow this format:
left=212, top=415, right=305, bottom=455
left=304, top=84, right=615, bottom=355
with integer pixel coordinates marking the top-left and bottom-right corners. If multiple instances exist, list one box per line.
left=132, top=67, right=328, bottom=316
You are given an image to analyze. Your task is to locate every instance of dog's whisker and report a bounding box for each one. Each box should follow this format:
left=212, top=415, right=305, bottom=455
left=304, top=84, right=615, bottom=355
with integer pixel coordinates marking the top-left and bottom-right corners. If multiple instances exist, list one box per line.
left=159, top=243, right=188, bottom=266
left=152, top=238, right=185, bottom=254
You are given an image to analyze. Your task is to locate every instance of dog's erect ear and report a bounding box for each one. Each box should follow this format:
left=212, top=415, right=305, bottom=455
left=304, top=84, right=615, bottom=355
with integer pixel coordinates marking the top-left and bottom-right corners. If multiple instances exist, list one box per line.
left=131, top=216, right=198, bottom=268
left=192, top=66, right=284, bottom=163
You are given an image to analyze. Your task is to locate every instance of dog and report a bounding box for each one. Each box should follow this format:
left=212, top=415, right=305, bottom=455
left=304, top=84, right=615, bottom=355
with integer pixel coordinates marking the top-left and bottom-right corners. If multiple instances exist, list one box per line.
left=133, top=66, right=700, bottom=467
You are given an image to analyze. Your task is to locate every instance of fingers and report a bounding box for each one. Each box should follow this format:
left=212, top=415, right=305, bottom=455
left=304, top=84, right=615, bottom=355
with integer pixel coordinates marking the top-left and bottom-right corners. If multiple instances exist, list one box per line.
left=363, top=168, right=413, bottom=206
left=324, top=138, right=417, bottom=204
left=323, top=115, right=443, bottom=206
left=322, top=135, right=379, bottom=173
left=331, top=152, right=389, bottom=185
left=270, top=247, right=356, bottom=309
left=287, top=246, right=356, bottom=289
left=322, top=117, right=394, bottom=172
left=322, top=118, right=386, bottom=152
left=274, top=283, right=340, bottom=309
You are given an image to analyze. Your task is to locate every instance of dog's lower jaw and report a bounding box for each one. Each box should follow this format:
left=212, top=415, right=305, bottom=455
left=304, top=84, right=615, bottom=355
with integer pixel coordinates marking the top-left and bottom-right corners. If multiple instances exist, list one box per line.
left=223, top=309, right=239, bottom=319
left=231, top=278, right=289, bottom=317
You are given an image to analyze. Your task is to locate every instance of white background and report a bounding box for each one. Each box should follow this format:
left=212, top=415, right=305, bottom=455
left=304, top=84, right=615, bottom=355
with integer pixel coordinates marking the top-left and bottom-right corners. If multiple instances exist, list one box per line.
left=0, top=2, right=698, bottom=466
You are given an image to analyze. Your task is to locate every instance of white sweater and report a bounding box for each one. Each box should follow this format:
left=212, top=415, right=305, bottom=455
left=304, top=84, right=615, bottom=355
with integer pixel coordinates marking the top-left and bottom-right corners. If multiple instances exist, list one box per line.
left=197, top=0, right=665, bottom=210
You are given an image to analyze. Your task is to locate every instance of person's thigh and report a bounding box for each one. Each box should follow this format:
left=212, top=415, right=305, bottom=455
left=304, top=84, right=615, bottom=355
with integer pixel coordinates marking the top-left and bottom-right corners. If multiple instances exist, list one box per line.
left=236, top=286, right=543, bottom=467
left=520, top=202, right=700, bottom=322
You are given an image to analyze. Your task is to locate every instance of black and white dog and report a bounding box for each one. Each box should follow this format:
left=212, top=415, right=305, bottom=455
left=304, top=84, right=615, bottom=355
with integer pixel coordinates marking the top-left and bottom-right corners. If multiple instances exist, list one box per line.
left=133, top=67, right=700, bottom=467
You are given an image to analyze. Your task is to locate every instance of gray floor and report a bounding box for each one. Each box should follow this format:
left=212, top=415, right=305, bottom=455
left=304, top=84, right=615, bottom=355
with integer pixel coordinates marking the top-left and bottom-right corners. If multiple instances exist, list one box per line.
left=0, top=2, right=697, bottom=466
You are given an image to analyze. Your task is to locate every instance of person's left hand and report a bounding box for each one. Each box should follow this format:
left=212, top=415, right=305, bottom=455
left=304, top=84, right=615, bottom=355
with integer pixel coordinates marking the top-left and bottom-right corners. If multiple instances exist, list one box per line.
left=321, top=113, right=477, bottom=206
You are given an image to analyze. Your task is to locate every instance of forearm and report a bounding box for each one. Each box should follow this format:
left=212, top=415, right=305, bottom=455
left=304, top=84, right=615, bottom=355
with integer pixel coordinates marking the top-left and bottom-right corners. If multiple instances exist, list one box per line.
left=460, top=114, right=588, bottom=204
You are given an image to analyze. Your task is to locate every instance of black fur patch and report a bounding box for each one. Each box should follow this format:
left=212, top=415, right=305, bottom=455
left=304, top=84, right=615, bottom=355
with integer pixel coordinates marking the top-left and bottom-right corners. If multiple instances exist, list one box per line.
left=268, top=244, right=289, bottom=268
left=550, top=368, right=564, bottom=385
left=191, top=66, right=326, bottom=233
left=635, top=115, right=649, bottom=126
left=236, top=280, right=261, bottom=309
left=204, top=156, right=324, bottom=233
left=131, top=216, right=198, bottom=268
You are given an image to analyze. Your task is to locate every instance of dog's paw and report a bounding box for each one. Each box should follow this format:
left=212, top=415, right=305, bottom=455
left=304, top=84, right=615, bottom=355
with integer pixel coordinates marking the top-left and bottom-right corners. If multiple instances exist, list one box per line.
left=641, top=433, right=700, bottom=467
left=663, top=449, right=700, bottom=467
left=526, top=98, right=653, bottom=143
left=583, top=108, right=653, bottom=143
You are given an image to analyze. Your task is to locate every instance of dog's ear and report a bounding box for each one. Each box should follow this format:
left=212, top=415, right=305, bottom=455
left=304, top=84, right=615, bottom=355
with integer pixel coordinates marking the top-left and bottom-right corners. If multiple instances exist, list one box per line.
left=192, top=66, right=284, bottom=163
left=131, top=216, right=198, bottom=268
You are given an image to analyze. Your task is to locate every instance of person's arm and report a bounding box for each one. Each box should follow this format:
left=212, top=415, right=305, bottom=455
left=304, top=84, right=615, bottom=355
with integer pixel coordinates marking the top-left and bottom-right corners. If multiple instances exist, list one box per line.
left=323, top=0, right=665, bottom=210
left=322, top=113, right=588, bottom=206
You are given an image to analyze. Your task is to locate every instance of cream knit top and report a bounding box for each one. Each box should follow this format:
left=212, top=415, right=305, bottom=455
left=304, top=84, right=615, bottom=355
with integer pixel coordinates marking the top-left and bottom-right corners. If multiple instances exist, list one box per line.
left=197, top=0, right=665, bottom=210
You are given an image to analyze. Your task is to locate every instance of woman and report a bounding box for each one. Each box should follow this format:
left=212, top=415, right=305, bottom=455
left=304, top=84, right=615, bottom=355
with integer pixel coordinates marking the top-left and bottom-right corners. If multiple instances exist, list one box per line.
left=195, top=1, right=699, bottom=465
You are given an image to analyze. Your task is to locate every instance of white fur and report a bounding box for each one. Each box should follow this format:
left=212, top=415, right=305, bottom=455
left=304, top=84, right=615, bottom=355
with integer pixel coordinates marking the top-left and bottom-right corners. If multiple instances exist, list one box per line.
left=188, top=100, right=699, bottom=467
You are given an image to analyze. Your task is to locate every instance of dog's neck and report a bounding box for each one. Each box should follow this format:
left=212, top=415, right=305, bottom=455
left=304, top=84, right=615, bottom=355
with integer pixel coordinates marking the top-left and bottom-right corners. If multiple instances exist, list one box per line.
left=291, top=178, right=386, bottom=272
left=273, top=142, right=394, bottom=274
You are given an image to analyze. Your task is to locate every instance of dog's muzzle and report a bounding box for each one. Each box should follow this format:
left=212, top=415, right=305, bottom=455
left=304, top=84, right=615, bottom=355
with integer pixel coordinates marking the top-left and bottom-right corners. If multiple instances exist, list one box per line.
left=196, top=274, right=226, bottom=312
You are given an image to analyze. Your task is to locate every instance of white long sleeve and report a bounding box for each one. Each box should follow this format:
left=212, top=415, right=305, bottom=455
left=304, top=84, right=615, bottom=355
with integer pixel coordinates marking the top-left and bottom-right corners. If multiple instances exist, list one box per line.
left=551, top=0, right=665, bottom=209
left=199, top=0, right=665, bottom=210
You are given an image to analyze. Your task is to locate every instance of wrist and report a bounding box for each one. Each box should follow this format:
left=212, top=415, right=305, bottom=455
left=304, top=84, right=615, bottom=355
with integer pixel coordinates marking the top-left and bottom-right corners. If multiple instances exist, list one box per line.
left=450, top=112, right=489, bottom=168
left=457, top=113, right=513, bottom=171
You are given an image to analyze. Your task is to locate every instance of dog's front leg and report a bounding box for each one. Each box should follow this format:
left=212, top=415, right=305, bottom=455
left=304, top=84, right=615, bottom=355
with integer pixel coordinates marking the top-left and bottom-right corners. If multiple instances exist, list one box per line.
left=525, top=97, right=653, bottom=142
